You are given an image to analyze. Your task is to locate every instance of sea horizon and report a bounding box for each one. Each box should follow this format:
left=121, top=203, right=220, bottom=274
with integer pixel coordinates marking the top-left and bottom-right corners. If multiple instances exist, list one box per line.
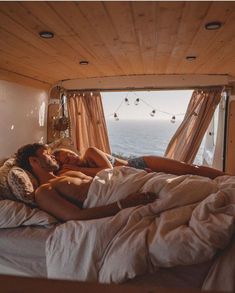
left=105, top=119, right=204, bottom=165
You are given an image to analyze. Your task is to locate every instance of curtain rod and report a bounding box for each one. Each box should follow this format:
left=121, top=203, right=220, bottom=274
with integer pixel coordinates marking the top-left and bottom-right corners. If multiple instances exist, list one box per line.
left=66, top=85, right=228, bottom=93
left=65, top=85, right=227, bottom=93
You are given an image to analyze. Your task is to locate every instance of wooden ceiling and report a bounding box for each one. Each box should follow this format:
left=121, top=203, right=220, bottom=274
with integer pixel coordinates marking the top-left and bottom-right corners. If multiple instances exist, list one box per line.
left=0, top=1, right=235, bottom=89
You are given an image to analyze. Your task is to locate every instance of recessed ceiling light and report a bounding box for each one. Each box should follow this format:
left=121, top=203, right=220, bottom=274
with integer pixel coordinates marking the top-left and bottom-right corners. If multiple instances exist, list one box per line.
left=186, top=56, right=197, bottom=61
left=39, top=31, right=54, bottom=39
left=79, top=60, right=89, bottom=65
left=205, top=21, right=222, bottom=30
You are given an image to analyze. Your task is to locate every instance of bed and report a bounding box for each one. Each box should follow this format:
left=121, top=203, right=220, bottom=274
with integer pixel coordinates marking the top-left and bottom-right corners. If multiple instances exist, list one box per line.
left=0, top=226, right=54, bottom=277
left=0, top=165, right=235, bottom=291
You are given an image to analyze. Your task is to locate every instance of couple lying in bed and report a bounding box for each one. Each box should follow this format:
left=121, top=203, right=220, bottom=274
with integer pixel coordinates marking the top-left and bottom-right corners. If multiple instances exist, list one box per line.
left=53, top=146, right=224, bottom=179
left=15, top=143, right=226, bottom=222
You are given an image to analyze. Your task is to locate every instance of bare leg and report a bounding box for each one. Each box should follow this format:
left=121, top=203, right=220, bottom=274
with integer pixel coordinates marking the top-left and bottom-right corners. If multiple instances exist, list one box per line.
left=113, top=157, right=128, bottom=167
left=143, top=156, right=226, bottom=179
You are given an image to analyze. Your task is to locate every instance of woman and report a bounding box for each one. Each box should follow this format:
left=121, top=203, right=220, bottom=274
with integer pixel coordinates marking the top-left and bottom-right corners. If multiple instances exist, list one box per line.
left=53, top=146, right=226, bottom=179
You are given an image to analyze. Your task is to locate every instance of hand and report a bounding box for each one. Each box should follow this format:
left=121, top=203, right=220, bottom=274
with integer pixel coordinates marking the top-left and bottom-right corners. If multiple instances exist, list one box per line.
left=122, top=192, right=157, bottom=208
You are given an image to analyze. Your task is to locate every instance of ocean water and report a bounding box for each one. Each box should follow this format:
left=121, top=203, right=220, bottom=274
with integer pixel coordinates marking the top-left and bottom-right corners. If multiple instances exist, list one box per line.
left=106, top=119, right=204, bottom=164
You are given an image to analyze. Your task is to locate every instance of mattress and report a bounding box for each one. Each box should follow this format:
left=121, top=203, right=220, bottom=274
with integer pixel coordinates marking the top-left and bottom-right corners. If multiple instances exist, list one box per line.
left=0, top=225, right=218, bottom=288
left=0, top=226, right=54, bottom=277
left=126, top=261, right=213, bottom=288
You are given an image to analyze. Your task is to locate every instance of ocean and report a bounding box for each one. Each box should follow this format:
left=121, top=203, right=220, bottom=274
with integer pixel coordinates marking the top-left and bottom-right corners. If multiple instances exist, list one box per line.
left=106, top=119, right=204, bottom=165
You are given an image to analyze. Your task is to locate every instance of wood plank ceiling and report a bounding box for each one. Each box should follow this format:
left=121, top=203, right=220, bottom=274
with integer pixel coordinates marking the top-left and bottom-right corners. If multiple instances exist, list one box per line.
left=0, top=1, right=235, bottom=87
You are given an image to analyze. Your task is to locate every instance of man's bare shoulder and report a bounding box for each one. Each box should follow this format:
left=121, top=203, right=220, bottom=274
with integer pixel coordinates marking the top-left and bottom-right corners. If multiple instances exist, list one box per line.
left=58, top=170, right=92, bottom=180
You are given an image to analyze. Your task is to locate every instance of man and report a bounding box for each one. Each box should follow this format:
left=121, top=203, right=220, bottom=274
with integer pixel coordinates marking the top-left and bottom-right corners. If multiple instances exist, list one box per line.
left=15, top=143, right=156, bottom=221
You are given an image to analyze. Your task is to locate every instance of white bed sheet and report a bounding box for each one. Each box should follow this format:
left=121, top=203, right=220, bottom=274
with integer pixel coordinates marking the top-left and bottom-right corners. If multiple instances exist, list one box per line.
left=0, top=226, right=54, bottom=276
left=46, top=168, right=235, bottom=284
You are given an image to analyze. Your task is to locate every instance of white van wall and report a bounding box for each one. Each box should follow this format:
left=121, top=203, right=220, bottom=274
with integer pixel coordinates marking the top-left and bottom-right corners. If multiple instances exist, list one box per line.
left=0, top=80, right=48, bottom=159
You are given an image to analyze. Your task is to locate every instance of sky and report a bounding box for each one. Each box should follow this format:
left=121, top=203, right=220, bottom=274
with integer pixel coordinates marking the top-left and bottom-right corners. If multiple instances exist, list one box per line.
left=101, top=90, right=193, bottom=121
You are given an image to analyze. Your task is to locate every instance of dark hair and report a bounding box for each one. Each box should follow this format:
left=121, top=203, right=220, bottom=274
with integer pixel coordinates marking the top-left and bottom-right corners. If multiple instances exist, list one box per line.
left=15, top=143, right=47, bottom=172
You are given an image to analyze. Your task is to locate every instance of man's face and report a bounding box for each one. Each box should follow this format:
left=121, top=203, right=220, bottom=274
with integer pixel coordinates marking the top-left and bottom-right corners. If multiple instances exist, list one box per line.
left=35, top=147, right=59, bottom=171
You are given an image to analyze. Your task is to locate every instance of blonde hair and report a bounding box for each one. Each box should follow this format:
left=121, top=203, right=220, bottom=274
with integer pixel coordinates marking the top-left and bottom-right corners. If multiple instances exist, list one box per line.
left=52, top=148, right=79, bottom=157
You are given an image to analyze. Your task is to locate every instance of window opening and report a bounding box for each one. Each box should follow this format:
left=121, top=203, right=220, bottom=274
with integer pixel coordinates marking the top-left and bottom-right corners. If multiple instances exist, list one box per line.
left=101, top=90, right=205, bottom=164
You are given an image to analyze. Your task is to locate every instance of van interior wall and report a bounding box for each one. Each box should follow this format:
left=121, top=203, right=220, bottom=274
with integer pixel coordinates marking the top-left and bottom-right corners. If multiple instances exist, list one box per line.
left=0, top=80, right=48, bottom=159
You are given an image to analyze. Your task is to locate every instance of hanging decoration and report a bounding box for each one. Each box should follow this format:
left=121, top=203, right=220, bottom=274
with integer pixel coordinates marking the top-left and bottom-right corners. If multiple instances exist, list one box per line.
left=54, top=93, right=69, bottom=131
left=108, top=92, right=185, bottom=122
left=51, top=87, right=70, bottom=138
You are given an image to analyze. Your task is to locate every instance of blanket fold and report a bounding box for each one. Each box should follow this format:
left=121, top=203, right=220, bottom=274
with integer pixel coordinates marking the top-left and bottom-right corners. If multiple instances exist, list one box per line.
left=45, top=167, right=235, bottom=284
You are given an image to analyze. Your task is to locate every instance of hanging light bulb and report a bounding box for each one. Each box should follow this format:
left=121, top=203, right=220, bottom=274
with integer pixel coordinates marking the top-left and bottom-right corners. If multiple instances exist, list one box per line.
left=170, top=115, right=176, bottom=123
left=134, top=98, right=140, bottom=106
left=124, top=97, right=130, bottom=106
left=150, top=109, right=156, bottom=117
left=114, top=112, right=119, bottom=121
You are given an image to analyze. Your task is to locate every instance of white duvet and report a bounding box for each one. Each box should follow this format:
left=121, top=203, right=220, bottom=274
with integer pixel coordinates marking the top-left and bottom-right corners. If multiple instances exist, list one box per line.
left=45, top=166, right=235, bottom=283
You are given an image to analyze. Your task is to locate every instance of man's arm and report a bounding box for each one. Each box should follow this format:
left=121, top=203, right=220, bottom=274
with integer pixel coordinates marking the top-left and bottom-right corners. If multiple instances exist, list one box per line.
left=35, top=183, right=157, bottom=222
left=58, top=164, right=106, bottom=177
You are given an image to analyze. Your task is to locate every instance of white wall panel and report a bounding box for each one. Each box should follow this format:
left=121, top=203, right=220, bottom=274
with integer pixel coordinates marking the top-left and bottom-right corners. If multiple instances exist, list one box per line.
left=0, top=80, right=48, bottom=158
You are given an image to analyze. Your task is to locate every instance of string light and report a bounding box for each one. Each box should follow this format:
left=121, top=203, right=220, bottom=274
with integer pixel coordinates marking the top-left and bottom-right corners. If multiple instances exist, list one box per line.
left=114, top=112, right=119, bottom=121
left=125, top=98, right=130, bottom=105
left=150, top=109, right=156, bottom=117
left=134, top=98, right=140, bottom=105
left=170, top=115, right=176, bottom=123
left=106, top=92, right=186, bottom=122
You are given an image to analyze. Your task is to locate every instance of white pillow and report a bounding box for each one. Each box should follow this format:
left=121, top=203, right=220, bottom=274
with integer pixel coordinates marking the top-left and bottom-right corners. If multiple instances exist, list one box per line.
left=0, top=199, right=57, bottom=228
left=7, top=167, right=39, bottom=205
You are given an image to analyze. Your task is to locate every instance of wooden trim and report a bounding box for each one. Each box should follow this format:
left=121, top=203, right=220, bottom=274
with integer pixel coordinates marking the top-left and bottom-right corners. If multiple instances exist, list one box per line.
left=61, top=74, right=230, bottom=91
left=0, top=275, right=221, bottom=293
left=225, top=99, right=235, bottom=175
left=0, top=68, right=51, bottom=90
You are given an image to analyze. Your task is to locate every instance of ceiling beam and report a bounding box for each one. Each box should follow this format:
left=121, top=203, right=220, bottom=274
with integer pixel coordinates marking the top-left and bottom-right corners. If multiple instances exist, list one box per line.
left=60, top=74, right=231, bottom=91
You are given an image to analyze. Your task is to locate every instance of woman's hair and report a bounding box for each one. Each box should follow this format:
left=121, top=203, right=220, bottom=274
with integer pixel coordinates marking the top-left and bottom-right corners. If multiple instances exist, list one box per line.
left=52, top=148, right=78, bottom=157
left=15, top=143, right=47, bottom=172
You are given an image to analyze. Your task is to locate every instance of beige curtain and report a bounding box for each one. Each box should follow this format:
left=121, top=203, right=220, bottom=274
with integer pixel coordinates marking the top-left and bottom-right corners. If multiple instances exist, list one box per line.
left=67, top=91, right=111, bottom=155
left=164, top=87, right=223, bottom=164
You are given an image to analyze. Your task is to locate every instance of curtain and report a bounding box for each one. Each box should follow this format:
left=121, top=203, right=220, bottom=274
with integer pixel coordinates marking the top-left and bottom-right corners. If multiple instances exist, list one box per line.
left=67, top=91, right=111, bottom=155
left=164, top=87, right=223, bottom=164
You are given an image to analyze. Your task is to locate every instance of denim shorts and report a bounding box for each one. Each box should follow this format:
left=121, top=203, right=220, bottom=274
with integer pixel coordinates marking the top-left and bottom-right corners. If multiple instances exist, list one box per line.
left=127, top=157, right=147, bottom=170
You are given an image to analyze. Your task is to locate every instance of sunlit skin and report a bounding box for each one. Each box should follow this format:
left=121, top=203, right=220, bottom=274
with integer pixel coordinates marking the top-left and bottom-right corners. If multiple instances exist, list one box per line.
left=53, top=149, right=85, bottom=167
left=21, top=145, right=157, bottom=222
left=54, top=147, right=226, bottom=179
left=16, top=143, right=226, bottom=222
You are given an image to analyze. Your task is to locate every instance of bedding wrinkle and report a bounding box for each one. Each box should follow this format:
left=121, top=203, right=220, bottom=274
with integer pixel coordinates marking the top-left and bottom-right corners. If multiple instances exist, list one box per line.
left=84, top=167, right=156, bottom=208
left=45, top=167, right=235, bottom=284
left=189, top=192, right=235, bottom=249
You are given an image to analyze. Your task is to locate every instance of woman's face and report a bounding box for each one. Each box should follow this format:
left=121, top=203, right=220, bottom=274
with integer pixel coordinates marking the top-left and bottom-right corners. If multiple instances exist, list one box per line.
left=64, top=152, right=79, bottom=164
left=54, top=151, right=67, bottom=165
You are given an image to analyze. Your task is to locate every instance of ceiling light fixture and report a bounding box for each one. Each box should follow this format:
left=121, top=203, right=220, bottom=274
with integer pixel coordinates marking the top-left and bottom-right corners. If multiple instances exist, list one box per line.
left=79, top=60, right=89, bottom=65
left=39, top=31, right=54, bottom=39
left=186, top=56, right=197, bottom=61
left=205, top=21, right=222, bottom=30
